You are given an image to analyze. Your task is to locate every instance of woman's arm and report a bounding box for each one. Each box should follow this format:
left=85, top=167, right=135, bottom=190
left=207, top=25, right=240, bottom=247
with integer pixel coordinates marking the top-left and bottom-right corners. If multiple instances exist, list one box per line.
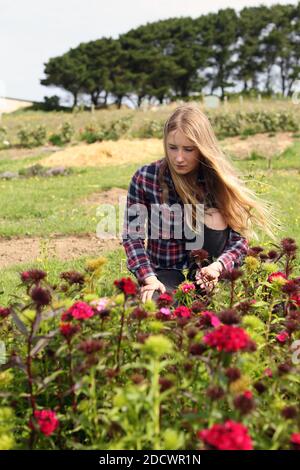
left=122, top=169, right=156, bottom=284
left=216, top=228, right=249, bottom=272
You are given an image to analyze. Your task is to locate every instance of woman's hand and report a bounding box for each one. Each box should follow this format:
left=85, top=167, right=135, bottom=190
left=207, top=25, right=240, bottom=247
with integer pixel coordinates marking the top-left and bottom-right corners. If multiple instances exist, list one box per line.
left=195, top=261, right=223, bottom=292
left=140, top=275, right=166, bottom=303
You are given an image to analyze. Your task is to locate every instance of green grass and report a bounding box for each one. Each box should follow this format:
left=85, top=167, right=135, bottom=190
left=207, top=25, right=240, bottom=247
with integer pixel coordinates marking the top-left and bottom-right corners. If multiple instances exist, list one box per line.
left=0, top=162, right=150, bottom=237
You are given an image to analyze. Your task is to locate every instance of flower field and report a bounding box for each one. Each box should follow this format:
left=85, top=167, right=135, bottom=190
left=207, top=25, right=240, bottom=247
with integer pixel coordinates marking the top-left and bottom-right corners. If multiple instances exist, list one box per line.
left=1, top=238, right=300, bottom=450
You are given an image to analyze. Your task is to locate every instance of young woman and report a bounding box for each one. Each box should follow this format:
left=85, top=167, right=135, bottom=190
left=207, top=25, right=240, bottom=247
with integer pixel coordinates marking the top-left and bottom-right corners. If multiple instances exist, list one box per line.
left=122, top=104, right=278, bottom=303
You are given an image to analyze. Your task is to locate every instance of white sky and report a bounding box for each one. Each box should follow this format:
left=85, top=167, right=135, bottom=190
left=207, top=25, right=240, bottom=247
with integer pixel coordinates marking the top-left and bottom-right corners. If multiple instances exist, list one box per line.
left=0, top=0, right=297, bottom=102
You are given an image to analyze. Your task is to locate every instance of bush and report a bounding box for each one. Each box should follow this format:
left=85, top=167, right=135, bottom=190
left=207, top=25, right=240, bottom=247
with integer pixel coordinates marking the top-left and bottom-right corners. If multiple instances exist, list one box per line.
left=17, top=125, right=47, bottom=148
left=79, top=116, right=134, bottom=144
left=49, top=122, right=74, bottom=146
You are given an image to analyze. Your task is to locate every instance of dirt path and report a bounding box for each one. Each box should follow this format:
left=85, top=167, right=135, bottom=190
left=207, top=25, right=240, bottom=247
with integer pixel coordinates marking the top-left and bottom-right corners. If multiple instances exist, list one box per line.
left=0, top=234, right=122, bottom=269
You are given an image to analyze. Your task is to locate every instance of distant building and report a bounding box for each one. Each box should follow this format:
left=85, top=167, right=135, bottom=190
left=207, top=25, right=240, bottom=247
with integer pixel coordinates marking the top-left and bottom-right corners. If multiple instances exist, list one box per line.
left=0, top=96, right=35, bottom=113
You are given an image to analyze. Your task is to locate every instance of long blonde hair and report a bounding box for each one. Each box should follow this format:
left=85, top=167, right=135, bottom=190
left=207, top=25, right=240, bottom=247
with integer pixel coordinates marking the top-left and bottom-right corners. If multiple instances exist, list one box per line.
left=159, top=103, right=280, bottom=241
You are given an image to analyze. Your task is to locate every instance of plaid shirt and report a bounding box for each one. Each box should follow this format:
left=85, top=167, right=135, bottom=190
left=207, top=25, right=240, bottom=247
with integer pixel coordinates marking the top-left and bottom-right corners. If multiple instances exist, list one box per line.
left=122, top=158, right=249, bottom=284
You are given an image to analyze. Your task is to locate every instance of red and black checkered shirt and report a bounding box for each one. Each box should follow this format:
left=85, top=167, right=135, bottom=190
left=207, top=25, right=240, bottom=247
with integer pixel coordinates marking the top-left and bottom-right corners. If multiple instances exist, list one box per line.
left=122, top=158, right=249, bottom=283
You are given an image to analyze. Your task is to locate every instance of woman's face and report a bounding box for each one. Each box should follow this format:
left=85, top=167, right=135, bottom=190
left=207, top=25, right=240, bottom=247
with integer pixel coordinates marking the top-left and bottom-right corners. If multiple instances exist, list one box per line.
left=166, top=129, right=201, bottom=176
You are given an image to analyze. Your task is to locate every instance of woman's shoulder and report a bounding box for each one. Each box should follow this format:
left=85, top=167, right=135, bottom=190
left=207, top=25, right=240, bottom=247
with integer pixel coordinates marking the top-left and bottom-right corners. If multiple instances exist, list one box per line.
left=132, top=158, right=165, bottom=181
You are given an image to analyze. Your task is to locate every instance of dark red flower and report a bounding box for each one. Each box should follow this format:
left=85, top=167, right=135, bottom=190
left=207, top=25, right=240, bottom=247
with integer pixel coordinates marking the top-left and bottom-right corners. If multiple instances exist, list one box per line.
left=156, top=292, right=173, bottom=307
left=267, top=250, right=278, bottom=260
left=60, top=271, right=85, bottom=285
left=282, top=280, right=299, bottom=296
left=221, top=269, right=243, bottom=282
left=78, top=339, right=104, bottom=354
left=219, top=309, right=240, bottom=325
left=207, top=386, right=224, bottom=400
left=30, top=286, right=51, bottom=306
left=189, top=343, right=207, bottom=356
left=253, top=381, right=266, bottom=394
left=59, top=322, right=80, bottom=340
left=114, top=277, right=137, bottom=296
left=191, top=300, right=206, bottom=313
left=20, top=269, right=46, bottom=284
left=0, top=306, right=11, bottom=319
left=225, top=367, right=241, bottom=382
left=281, top=406, right=297, bottom=420
left=278, top=361, right=293, bottom=375
left=280, top=237, right=297, bottom=255
left=197, top=420, right=253, bottom=450
left=233, top=390, right=255, bottom=415
left=204, top=325, right=253, bottom=353
left=131, top=307, right=148, bottom=320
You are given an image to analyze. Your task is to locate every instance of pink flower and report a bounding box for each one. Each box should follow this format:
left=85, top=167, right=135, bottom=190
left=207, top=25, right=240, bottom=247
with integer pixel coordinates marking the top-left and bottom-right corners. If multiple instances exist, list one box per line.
left=276, top=330, right=289, bottom=343
left=159, top=307, right=171, bottom=316
left=92, top=297, right=110, bottom=312
left=32, top=409, right=59, bottom=436
left=180, top=282, right=195, bottom=294
left=174, top=306, right=191, bottom=318
left=197, top=420, right=253, bottom=450
left=264, top=367, right=273, bottom=378
left=64, top=301, right=95, bottom=320
left=200, top=310, right=221, bottom=328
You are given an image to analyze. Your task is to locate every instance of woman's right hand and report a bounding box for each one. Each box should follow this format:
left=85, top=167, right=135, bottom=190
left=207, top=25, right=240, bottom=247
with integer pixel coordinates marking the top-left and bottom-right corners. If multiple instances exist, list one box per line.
left=140, top=275, right=166, bottom=303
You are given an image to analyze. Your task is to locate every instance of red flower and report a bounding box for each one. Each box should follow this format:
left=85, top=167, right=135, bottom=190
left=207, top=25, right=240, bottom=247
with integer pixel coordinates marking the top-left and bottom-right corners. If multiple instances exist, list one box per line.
left=204, top=325, right=253, bottom=352
left=290, top=294, right=300, bottom=307
left=156, top=292, right=173, bottom=307
left=291, top=433, right=300, bottom=449
left=114, top=277, right=137, bottom=296
left=267, top=271, right=287, bottom=283
left=64, top=301, right=95, bottom=320
left=32, top=409, right=59, bottom=436
left=197, top=420, right=253, bottom=450
left=174, top=306, right=191, bottom=318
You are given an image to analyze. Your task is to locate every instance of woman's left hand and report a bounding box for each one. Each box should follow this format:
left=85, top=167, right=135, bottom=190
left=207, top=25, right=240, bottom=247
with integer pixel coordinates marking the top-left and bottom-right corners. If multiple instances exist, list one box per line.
left=195, top=261, right=223, bottom=292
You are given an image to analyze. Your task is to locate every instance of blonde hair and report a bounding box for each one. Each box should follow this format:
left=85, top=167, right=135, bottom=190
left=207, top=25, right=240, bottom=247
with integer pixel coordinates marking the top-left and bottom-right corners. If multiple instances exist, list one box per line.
left=159, top=103, right=280, bottom=241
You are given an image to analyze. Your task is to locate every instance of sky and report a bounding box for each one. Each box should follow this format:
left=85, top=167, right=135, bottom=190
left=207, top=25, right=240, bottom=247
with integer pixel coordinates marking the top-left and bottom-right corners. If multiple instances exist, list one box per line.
left=0, top=0, right=298, bottom=104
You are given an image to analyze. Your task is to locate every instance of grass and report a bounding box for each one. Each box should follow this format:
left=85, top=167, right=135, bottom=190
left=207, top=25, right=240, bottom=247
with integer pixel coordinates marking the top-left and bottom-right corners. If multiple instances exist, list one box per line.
left=0, top=161, right=149, bottom=237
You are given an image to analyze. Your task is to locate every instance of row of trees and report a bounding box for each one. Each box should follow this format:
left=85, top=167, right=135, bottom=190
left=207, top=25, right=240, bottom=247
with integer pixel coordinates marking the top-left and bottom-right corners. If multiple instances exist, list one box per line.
left=41, top=3, right=300, bottom=108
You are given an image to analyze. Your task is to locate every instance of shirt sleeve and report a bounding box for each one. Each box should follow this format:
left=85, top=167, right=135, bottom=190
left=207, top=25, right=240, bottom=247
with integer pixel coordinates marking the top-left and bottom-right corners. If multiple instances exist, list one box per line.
left=216, top=228, right=249, bottom=273
left=121, top=169, right=156, bottom=284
